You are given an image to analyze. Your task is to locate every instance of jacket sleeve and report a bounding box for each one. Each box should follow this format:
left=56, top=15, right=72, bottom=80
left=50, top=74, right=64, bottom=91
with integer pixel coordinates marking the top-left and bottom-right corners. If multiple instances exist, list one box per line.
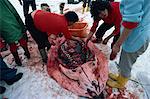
left=120, top=0, right=144, bottom=23
left=62, top=26, right=72, bottom=39
left=112, top=17, right=121, bottom=35
left=90, top=20, right=99, bottom=33
left=122, top=21, right=139, bottom=29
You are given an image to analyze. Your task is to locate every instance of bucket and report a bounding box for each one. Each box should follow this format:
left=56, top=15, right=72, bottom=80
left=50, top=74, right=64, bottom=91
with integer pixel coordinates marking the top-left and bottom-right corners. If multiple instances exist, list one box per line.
left=68, top=22, right=88, bottom=38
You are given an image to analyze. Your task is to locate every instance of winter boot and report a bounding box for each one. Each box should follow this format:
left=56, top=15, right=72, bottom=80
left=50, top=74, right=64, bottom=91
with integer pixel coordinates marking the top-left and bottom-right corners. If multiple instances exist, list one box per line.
left=109, top=73, right=118, bottom=81
left=107, top=74, right=129, bottom=89
left=4, top=73, right=23, bottom=85
left=12, top=51, right=22, bottom=66
left=0, top=86, right=6, bottom=94
left=22, top=46, right=30, bottom=59
left=39, top=49, right=48, bottom=63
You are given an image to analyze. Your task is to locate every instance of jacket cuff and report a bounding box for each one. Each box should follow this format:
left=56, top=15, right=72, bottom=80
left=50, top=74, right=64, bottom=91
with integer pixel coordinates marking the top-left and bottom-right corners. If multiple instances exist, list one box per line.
left=122, top=21, right=138, bottom=29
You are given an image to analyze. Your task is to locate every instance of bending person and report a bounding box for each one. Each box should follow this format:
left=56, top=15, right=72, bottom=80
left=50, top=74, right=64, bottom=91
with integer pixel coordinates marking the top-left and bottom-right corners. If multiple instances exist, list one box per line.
left=25, top=10, right=79, bottom=63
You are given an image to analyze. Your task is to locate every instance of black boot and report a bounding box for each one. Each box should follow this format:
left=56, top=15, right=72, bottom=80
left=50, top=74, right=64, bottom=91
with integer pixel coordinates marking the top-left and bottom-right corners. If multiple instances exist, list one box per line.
left=0, top=86, right=6, bottom=94
left=4, top=73, right=23, bottom=85
left=22, top=46, right=30, bottom=59
left=12, top=52, right=22, bottom=66
left=39, top=49, right=48, bottom=63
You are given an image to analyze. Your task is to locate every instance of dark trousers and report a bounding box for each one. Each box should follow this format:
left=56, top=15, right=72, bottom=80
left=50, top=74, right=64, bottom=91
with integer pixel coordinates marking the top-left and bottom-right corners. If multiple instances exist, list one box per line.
left=25, top=14, right=50, bottom=50
left=23, top=0, right=36, bottom=17
left=95, top=22, right=120, bottom=48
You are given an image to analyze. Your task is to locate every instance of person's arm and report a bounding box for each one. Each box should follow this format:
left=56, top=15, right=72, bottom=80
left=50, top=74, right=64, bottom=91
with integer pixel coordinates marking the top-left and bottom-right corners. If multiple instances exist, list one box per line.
left=110, top=0, right=143, bottom=60
left=86, top=20, right=99, bottom=45
left=110, top=22, right=138, bottom=60
left=86, top=31, right=94, bottom=44
left=114, top=22, right=138, bottom=49
left=104, top=10, right=121, bottom=45
left=114, top=28, right=131, bottom=50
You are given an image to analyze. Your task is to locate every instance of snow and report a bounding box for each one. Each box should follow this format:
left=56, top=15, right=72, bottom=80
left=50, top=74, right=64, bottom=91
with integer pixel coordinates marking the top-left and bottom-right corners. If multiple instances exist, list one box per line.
left=1, top=0, right=150, bottom=99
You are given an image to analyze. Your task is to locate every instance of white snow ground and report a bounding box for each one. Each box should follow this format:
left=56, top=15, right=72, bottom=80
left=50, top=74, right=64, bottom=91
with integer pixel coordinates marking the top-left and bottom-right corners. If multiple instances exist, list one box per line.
left=0, top=0, right=150, bottom=99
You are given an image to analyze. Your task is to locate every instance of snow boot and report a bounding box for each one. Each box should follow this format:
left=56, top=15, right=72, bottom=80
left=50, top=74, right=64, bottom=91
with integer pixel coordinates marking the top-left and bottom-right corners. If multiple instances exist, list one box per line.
left=39, top=49, right=48, bottom=63
left=107, top=74, right=128, bottom=89
left=4, top=73, right=23, bottom=85
left=109, top=73, right=118, bottom=81
left=0, top=86, right=6, bottom=94
left=12, top=51, right=22, bottom=66
left=22, top=46, right=30, bottom=59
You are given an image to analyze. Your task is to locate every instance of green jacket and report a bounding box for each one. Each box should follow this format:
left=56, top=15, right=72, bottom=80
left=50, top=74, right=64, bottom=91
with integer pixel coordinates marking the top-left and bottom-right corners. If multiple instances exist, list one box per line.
left=0, top=0, right=25, bottom=43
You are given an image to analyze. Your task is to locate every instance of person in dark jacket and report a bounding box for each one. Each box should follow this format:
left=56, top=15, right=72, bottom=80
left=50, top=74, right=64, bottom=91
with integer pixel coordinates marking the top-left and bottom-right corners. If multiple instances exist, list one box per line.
left=0, top=56, right=23, bottom=94
left=19, top=0, right=36, bottom=17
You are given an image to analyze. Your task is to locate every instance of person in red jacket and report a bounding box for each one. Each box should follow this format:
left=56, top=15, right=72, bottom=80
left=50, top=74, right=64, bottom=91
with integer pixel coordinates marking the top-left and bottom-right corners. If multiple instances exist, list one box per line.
left=86, top=1, right=121, bottom=49
left=25, top=10, right=79, bottom=63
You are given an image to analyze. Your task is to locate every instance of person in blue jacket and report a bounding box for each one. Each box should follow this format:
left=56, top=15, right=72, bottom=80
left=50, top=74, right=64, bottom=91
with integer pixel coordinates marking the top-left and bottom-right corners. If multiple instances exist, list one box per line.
left=107, top=0, right=150, bottom=88
left=0, top=56, right=23, bottom=94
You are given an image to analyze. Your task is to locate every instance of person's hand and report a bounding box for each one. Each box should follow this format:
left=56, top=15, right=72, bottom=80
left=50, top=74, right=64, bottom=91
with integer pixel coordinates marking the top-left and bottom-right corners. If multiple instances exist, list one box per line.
left=85, top=33, right=93, bottom=46
left=48, top=34, right=57, bottom=46
left=110, top=51, right=117, bottom=60
left=49, top=39, right=55, bottom=46
left=102, top=37, right=109, bottom=45
left=110, top=43, right=121, bottom=60
left=50, top=34, right=56, bottom=40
